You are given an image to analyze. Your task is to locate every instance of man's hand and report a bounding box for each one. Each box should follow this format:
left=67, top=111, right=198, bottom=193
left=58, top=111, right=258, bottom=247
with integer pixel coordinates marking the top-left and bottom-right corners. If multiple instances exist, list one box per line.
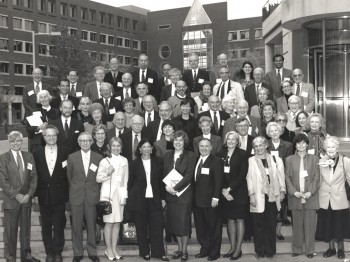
left=294, top=192, right=303, bottom=198
left=250, top=194, right=256, bottom=207
left=15, top=194, right=24, bottom=203
left=280, top=192, right=285, bottom=201
left=222, top=188, right=230, bottom=197
left=303, top=192, right=312, bottom=199
left=211, top=198, right=219, bottom=208
left=20, top=194, right=31, bottom=204
left=225, top=194, right=234, bottom=201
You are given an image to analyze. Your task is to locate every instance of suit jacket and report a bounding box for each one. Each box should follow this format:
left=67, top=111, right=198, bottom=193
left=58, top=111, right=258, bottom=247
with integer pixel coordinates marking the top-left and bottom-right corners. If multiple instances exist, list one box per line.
left=241, top=135, right=254, bottom=158
left=265, top=68, right=293, bottom=99
left=285, top=154, right=320, bottom=210
left=212, top=80, right=244, bottom=102
left=50, top=118, right=84, bottom=154
left=276, top=95, right=305, bottom=114
left=104, top=71, right=124, bottom=93
left=160, top=84, right=174, bottom=102
left=267, top=139, right=293, bottom=164
left=127, top=156, right=165, bottom=211
left=222, top=115, right=262, bottom=139
left=193, top=135, right=222, bottom=157
left=244, top=82, right=273, bottom=111
left=131, top=68, right=159, bottom=101
left=163, top=150, right=196, bottom=204
left=83, top=81, right=102, bottom=102
left=120, top=129, right=147, bottom=163
left=0, top=151, right=37, bottom=209
left=106, top=127, right=130, bottom=143
left=294, top=82, right=315, bottom=113
left=158, top=76, right=171, bottom=90
left=280, top=127, right=295, bottom=144
left=94, top=96, right=123, bottom=122
left=67, top=150, right=103, bottom=206
left=197, top=110, right=230, bottom=137
left=318, top=155, right=350, bottom=210
left=141, top=110, right=160, bottom=127
left=69, top=82, right=85, bottom=97
left=217, top=148, right=249, bottom=205
left=182, top=69, right=210, bottom=93
left=144, top=119, right=181, bottom=145
left=33, top=146, right=69, bottom=205
left=194, top=154, right=223, bottom=208
left=153, top=139, right=172, bottom=160
left=50, top=95, right=80, bottom=111
left=114, top=88, right=138, bottom=101
left=23, top=82, right=53, bottom=116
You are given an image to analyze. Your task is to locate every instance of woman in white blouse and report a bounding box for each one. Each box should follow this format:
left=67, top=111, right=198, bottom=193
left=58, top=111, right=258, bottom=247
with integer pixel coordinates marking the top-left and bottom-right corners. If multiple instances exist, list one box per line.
left=97, top=137, right=128, bottom=260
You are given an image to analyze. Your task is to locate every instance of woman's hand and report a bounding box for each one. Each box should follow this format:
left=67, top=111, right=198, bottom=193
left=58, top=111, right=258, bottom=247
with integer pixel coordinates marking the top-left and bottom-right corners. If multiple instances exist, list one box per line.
left=161, top=200, right=166, bottom=209
left=165, top=186, right=177, bottom=195
left=222, top=188, right=230, bottom=197
left=120, top=198, right=127, bottom=206
left=225, top=193, right=234, bottom=201
left=38, top=122, right=48, bottom=130
left=280, top=192, right=285, bottom=201
left=106, top=165, right=115, bottom=176
left=250, top=194, right=256, bottom=207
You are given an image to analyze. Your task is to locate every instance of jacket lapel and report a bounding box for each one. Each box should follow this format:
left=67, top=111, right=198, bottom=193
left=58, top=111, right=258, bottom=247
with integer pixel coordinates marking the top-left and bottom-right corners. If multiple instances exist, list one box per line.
left=8, top=151, right=22, bottom=185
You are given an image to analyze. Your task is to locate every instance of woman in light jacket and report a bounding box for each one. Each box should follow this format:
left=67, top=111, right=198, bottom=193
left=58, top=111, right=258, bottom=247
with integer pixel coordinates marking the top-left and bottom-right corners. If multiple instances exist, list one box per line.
left=96, top=137, right=128, bottom=260
left=315, top=136, right=350, bottom=260
left=246, top=136, right=286, bottom=258
left=285, top=133, right=319, bottom=259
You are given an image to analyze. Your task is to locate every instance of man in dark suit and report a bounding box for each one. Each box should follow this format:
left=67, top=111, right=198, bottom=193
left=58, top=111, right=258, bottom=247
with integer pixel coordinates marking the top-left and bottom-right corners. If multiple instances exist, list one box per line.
left=23, top=67, right=53, bottom=116
left=50, top=79, right=79, bottom=111
left=103, top=58, right=124, bottom=93
left=67, top=69, right=85, bottom=98
left=0, top=131, right=39, bottom=262
left=131, top=54, right=159, bottom=102
left=265, top=54, right=293, bottom=100
left=182, top=53, right=210, bottom=93
left=93, top=82, right=122, bottom=122
left=50, top=99, right=84, bottom=154
left=120, top=115, right=145, bottom=163
left=67, top=132, right=103, bottom=262
left=141, top=95, right=159, bottom=127
left=160, top=68, right=181, bottom=102
left=193, top=138, right=223, bottom=261
left=114, top=73, right=138, bottom=101
left=83, top=66, right=105, bottom=102
left=197, top=95, right=230, bottom=137
left=158, top=62, right=172, bottom=89
left=33, top=125, right=68, bottom=262
left=244, top=67, right=273, bottom=111
left=134, top=82, right=149, bottom=114
left=106, top=112, right=130, bottom=142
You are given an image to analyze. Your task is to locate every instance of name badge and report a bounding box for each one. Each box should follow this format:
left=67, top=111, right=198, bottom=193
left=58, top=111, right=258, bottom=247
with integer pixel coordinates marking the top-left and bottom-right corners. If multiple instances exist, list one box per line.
left=221, top=120, right=225, bottom=126
left=76, top=92, right=82, bottom=97
left=224, top=166, right=230, bottom=173
left=265, top=168, right=269, bottom=175
left=251, top=149, right=255, bottom=155
left=283, top=77, right=290, bottom=81
left=300, top=170, right=308, bottom=178
left=115, top=96, right=121, bottom=100
left=117, top=82, right=123, bottom=87
left=109, top=108, right=116, bottom=114
left=301, top=91, right=308, bottom=97
left=216, top=78, right=222, bottom=84
left=308, top=149, right=315, bottom=155
left=90, top=163, right=97, bottom=172
left=198, top=78, right=204, bottom=84
left=62, top=160, right=67, bottom=168
left=32, top=111, right=42, bottom=117
left=271, top=151, right=279, bottom=158
left=201, top=167, right=210, bottom=175
left=248, top=126, right=252, bottom=135
left=255, top=127, right=259, bottom=134
left=28, top=90, right=35, bottom=96
left=148, top=78, right=154, bottom=83
left=27, top=163, right=33, bottom=170
left=74, top=130, right=79, bottom=133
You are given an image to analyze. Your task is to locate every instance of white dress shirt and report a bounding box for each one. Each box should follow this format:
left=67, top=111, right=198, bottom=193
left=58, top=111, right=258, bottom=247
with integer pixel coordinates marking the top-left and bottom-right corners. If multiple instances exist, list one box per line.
left=81, top=150, right=91, bottom=176
left=171, top=84, right=176, bottom=97
left=96, top=81, right=102, bottom=98
left=123, top=87, right=131, bottom=98
left=156, top=119, right=163, bottom=141
left=192, top=68, right=198, bottom=79
left=45, top=145, right=57, bottom=176
left=209, top=109, right=221, bottom=131
left=203, top=134, right=211, bottom=139
left=145, top=110, right=155, bottom=126
left=194, top=155, right=209, bottom=181
left=142, top=158, right=153, bottom=198
left=139, top=68, right=148, bottom=82
left=11, top=149, right=24, bottom=168
left=61, top=116, right=71, bottom=129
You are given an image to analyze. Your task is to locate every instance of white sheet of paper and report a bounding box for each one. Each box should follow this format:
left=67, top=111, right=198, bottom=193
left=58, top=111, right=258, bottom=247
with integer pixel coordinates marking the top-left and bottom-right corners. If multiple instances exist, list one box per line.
left=26, top=115, right=44, bottom=127
left=163, top=168, right=190, bottom=197
left=32, top=111, right=42, bottom=117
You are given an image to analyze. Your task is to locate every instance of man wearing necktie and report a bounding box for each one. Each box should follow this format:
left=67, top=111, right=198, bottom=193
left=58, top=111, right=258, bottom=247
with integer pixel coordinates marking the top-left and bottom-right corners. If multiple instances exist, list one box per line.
left=134, top=82, right=149, bottom=114
left=115, top=73, right=137, bottom=101
left=160, top=68, right=182, bottom=102
left=0, top=131, right=39, bottom=262
left=106, top=112, right=130, bottom=142
left=83, top=66, right=106, bottom=102
left=158, top=63, right=172, bottom=88
left=103, top=58, right=124, bottom=93
left=292, top=68, right=315, bottom=113
left=193, top=138, right=223, bottom=261
left=50, top=79, right=79, bottom=111
left=213, top=67, right=244, bottom=102
left=142, top=95, right=159, bottom=127
left=286, top=95, right=302, bottom=132
left=67, top=69, right=85, bottom=99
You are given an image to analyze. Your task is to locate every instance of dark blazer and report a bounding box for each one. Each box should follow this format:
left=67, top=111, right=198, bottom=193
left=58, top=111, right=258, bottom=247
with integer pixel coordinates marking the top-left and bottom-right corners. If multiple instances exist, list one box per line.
left=104, top=71, right=124, bottom=93
left=114, top=88, right=138, bottom=101
left=33, top=146, right=69, bottom=205
left=141, top=111, right=160, bottom=127
left=106, top=127, right=130, bottom=143
left=217, top=148, right=249, bottom=205
left=222, top=115, right=262, bottom=139
left=163, top=150, right=196, bottom=204
left=0, top=151, right=37, bottom=209
left=67, top=150, right=103, bottom=206
left=23, top=82, right=53, bottom=116
left=160, top=84, right=174, bottom=102
left=26, top=107, right=60, bottom=140
left=49, top=117, right=84, bottom=154
left=265, top=68, right=293, bottom=99
left=172, top=115, right=198, bottom=150
left=158, top=76, right=171, bottom=90
left=267, top=139, right=293, bottom=164
left=197, top=110, right=230, bottom=137
left=280, top=127, right=296, bottom=144
left=69, top=82, right=85, bottom=97
left=193, top=135, right=222, bottom=157
left=182, top=69, right=210, bottom=93
left=50, top=95, right=79, bottom=111
left=83, top=81, right=101, bottom=102
left=131, top=68, right=159, bottom=101
left=244, top=82, right=273, bottom=111
left=194, top=154, right=223, bottom=208
left=127, top=156, right=165, bottom=211
left=120, top=129, right=147, bottom=163
left=93, top=96, right=123, bottom=122
left=242, top=135, right=254, bottom=158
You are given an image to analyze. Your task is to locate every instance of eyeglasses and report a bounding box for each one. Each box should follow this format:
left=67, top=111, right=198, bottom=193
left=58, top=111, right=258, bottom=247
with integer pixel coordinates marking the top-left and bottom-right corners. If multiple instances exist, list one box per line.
left=276, top=119, right=287, bottom=122
left=78, top=140, right=92, bottom=143
left=44, top=135, right=57, bottom=138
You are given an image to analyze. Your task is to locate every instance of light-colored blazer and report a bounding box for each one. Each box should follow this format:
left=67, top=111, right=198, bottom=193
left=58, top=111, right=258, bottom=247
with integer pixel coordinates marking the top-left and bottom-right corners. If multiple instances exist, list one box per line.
left=246, top=155, right=285, bottom=213
left=293, top=82, right=315, bottom=113
left=319, top=155, right=350, bottom=210
left=250, top=105, right=261, bottom=119
left=212, top=80, right=244, bottom=102
left=96, top=155, right=128, bottom=202
left=83, top=81, right=100, bottom=102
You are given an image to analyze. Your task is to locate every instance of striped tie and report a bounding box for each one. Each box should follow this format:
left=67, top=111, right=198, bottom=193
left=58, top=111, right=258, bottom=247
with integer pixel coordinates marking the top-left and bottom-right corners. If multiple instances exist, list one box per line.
left=17, top=152, right=24, bottom=183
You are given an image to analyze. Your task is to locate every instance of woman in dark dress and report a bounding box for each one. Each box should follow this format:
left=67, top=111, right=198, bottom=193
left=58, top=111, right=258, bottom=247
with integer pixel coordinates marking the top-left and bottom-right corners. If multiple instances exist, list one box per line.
left=261, top=100, right=276, bottom=138
left=218, top=131, right=249, bottom=260
left=91, top=124, right=108, bottom=158
left=153, top=120, right=175, bottom=160
left=163, top=131, right=196, bottom=262
left=74, top=97, right=92, bottom=124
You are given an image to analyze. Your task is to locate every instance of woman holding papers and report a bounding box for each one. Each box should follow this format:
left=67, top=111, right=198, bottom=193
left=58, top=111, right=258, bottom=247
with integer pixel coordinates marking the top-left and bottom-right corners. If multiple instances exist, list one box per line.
left=163, top=130, right=196, bottom=262
left=127, top=139, right=169, bottom=261
left=218, top=131, right=248, bottom=260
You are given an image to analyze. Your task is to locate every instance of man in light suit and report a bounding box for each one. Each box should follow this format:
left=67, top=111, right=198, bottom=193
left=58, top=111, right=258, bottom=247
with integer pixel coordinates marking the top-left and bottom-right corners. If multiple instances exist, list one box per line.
left=103, top=58, right=124, bottom=93
left=83, top=66, right=106, bottom=102
left=193, top=138, right=223, bottom=261
left=0, top=131, right=39, bottom=262
left=106, top=112, right=130, bottom=142
left=160, top=68, right=181, bottom=102
left=23, top=67, right=53, bottom=116
left=33, top=125, right=68, bottom=262
left=67, top=132, right=103, bottom=262
left=265, top=54, right=293, bottom=100
left=67, top=69, right=85, bottom=98
left=292, top=68, right=315, bottom=113
left=212, top=67, right=244, bottom=102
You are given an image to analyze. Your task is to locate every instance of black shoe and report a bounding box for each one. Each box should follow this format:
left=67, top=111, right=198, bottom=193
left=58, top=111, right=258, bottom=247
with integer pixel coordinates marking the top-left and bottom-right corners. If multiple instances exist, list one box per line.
left=291, top=253, right=301, bottom=257
left=283, top=219, right=291, bottom=225
left=72, top=256, right=83, bottom=262
left=88, top=256, right=100, bottom=262
left=223, top=252, right=234, bottom=258
left=306, top=254, right=314, bottom=258
left=143, top=255, right=151, bottom=261
left=195, top=253, right=208, bottom=258
left=172, top=251, right=182, bottom=259
left=181, top=253, right=188, bottom=262
left=54, top=254, right=63, bottom=262
left=161, top=256, right=170, bottom=261
left=207, top=257, right=218, bottom=261
left=323, top=248, right=336, bottom=258
left=277, top=234, right=285, bottom=240
left=338, top=249, right=345, bottom=259
left=230, top=251, right=242, bottom=260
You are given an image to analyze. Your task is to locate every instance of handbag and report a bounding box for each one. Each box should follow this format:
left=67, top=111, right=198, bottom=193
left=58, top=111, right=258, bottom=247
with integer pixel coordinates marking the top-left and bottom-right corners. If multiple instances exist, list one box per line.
left=96, top=159, right=113, bottom=220
left=119, top=222, right=138, bottom=245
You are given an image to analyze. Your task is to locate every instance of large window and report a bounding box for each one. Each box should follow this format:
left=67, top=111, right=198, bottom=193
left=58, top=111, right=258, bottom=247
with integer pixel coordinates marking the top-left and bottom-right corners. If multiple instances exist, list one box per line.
left=81, top=8, right=88, bottom=20
left=0, top=38, right=9, bottom=50
left=228, top=29, right=250, bottom=41
left=0, top=15, right=8, bottom=28
left=13, top=17, right=33, bottom=31
left=255, top=28, right=263, bottom=39
left=0, top=62, right=9, bottom=74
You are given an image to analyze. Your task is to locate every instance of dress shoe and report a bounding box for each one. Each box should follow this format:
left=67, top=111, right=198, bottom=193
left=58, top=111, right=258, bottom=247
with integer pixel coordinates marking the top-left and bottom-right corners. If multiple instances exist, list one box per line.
left=323, top=248, right=336, bottom=258
left=161, top=256, right=170, bottom=261
left=291, top=253, right=301, bottom=257
left=306, top=254, right=314, bottom=258
left=72, top=256, right=83, bottom=262
left=104, top=251, right=116, bottom=261
left=195, top=253, right=208, bottom=258
left=207, top=256, right=218, bottom=261
left=88, top=256, right=100, bottom=262
left=230, top=251, right=242, bottom=260
left=276, top=234, right=285, bottom=240
left=223, top=252, right=234, bottom=258
left=338, top=249, right=345, bottom=259
left=181, top=252, right=188, bottom=262
left=172, top=251, right=182, bottom=259
left=143, top=255, right=151, bottom=261
left=54, top=254, right=63, bottom=262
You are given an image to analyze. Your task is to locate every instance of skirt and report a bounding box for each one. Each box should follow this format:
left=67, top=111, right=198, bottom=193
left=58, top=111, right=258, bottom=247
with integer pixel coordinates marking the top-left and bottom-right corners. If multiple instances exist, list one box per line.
left=315, top=204, right=350, bottom=242
left=221, top=199, right=249, bottom=220
left=167, top=202, right=192, bottom=236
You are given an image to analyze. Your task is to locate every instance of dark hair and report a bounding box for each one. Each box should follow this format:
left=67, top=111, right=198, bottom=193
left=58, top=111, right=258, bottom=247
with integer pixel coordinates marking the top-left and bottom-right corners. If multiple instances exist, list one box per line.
left=295, top=111, right=309, bottom=127
left=173, top=130, right=189, bottom=148
left=161, top=119, right=175, bottom=131
left=136, top=81, right=149, bottom=90
left=261, top=100, right=276, bottom=113
left=201, top=81, right=212, bottom=90
left=235, top=117, right=249, bottom=125
left=135, top=138, right=153, bottom=158
left=180, top=98, right=192, bottom=107
left=122, top=97, right=136, bottom=108
left=58, top=79, right=70, bottom=85
left=293, top=133, right=309, bottom=146
left=235, top=61, right=254, bottom=80
left=273, top=54, right=284, bottom=61
left=68, top=69, right=79, bottom=76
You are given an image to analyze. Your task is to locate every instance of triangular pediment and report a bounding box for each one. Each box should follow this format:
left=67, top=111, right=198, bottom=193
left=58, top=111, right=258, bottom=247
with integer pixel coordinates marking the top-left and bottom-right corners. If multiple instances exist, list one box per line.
left=183, top=0, right=212, bottom=27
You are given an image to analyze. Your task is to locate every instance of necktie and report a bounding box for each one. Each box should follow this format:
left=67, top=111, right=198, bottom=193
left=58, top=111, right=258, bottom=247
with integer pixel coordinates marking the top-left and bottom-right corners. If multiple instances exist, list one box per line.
left=277, top=69, right=281, bottom=87
left=213, top=111, right=219, bottom=134
left=296, top=84, right=301, bottom=96
left=193, top=70, right=197, bottom=80
left=64, top=119, right=69, bottom=139
left=35, top=82, right=40, bottom=94
left=16, top=152, right=24, bottom=183
left=62, top=95, right=67, bottom=100
left=147, top=113, right=151, bottom=126
left=119, top=130, right=122, bottom=136
left=195, top=158, right=203, bottom=181
left=125, top=89, right=130, bottom=98
left=256, top=84, right=260, bottom=101
left=142, top=70, right=146, bottom=82
left=70, top=84, right=76, bottom=96
left=104, top=99, right=109, bottom=114
left=133, top=134, right=139, bottom=160
left=113, top=72, right=116, bottom=82
left=220, top=82, right=225, bottom=100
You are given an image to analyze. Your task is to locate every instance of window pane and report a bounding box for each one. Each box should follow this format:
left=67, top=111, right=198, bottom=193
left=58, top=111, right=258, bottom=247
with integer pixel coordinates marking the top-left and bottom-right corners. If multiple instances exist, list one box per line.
left=38, top=22, right=46, bottom=33
left=39, top=44, right=47, bottom=54
left=14, top=41, right=23, bottom=52
left=0, top=16, right=8, bottom=27
left=81, top=31, right=88, bottom=40
left=13, top=18, right=22, bottom=29
left=26, top=64, right=33, bottom=75
left=25, top=42, right=32, bottom=53
left=14, top=64, right=23, bottom=74
left=0, top=62, right=9, bottom=73
left=90, top=32, right=96, bottom=42
left=25, top=20, right=33, bottom=31
left=0, top=39, right=9, bottom=50
left=108, top=36, right=114, bottom=45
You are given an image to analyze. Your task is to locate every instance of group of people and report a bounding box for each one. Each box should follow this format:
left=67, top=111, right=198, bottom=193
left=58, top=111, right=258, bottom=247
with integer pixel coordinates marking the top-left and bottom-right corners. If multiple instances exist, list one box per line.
left=0, top=52, right=349, bottom=262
